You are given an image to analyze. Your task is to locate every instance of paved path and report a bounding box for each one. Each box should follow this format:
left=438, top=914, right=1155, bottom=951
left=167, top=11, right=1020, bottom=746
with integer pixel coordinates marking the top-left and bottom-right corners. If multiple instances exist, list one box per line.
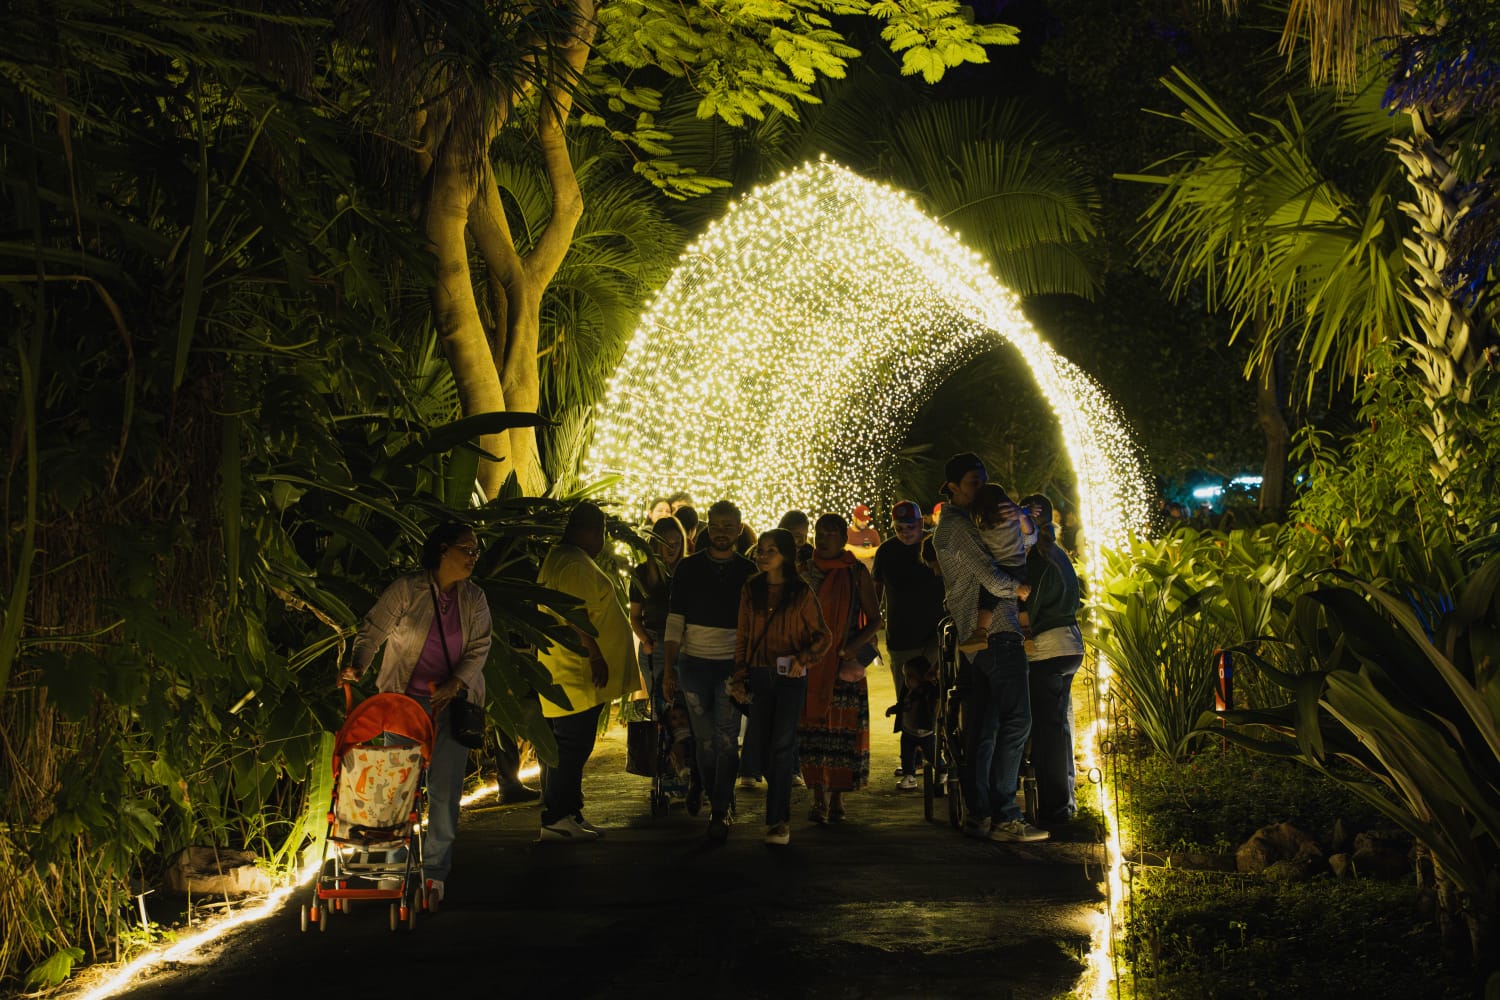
left=122, top=670, right=1106, bottom=1000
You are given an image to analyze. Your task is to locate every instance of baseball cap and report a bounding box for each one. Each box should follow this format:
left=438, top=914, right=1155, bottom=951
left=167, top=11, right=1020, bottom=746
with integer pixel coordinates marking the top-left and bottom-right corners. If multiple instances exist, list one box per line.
left=943, top=452, right=986, bottom=486
left=891, top=500, right=922, bottom=523
left=852, top=503, right=871, bottom=521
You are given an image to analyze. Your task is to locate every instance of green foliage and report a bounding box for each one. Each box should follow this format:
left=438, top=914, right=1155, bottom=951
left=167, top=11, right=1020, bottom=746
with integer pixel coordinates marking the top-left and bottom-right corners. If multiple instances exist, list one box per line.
left=1203, top=554, right=1500, bottom=971
left=1123, top=67, right=1412, bottom=398
left=1123, top=872, right=1465, bottom=998
left=1289, top=355, right=1500, bottom=590
left=1090, top=583, right=1233, bottom=758
left=1122, top=745, right=1390, bottom=856
left=586, top=0, right=1019, bottom=195
left=1093, top=524, right=1332, bottom=732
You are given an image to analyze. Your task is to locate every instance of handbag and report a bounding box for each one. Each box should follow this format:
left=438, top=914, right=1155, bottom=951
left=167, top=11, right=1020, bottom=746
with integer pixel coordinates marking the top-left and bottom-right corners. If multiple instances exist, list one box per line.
left=625, top=717, right=658, bottom=777
left=430, top=582, right=487, bottom=750
left=839, top=571, right=877, bottom=681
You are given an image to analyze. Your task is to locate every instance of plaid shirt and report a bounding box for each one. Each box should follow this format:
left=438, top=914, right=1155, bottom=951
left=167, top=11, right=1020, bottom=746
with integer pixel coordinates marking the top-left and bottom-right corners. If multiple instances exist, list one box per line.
left=934, top=505, right=1022, bottom=640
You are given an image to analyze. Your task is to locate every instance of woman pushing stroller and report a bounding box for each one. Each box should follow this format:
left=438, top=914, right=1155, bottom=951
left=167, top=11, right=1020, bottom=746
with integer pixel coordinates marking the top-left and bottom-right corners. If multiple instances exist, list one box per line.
left=340, top=522, right=491, bottom=905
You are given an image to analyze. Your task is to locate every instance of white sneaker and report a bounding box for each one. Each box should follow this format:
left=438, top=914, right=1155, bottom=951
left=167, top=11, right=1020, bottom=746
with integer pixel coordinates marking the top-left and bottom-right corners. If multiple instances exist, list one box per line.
left=791, top=774, right=806, bottom=788
left=425, top=879, right=444, bottom=903
left=539, top=815, right=600, bottom=842
left=764, top=823, right=791, bottom=846
left=896, top=774, right=918, bottom=791
left=738, top=776, right=761, bottom=789
left=573, top=814, right=605, bottom=837
left=989, top=819, right=1050, bottom=843
left=893, top=766, right=905, bottom=777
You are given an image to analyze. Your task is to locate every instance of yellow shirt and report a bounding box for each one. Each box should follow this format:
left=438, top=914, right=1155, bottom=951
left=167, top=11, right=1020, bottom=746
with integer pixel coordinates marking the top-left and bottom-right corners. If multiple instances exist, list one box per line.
left=537, top=543, right=639, bottom=718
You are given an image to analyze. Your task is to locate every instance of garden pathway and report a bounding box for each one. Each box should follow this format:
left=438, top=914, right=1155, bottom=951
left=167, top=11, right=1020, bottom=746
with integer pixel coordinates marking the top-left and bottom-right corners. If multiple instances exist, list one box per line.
left=116, top=669, right=1107, bottom=999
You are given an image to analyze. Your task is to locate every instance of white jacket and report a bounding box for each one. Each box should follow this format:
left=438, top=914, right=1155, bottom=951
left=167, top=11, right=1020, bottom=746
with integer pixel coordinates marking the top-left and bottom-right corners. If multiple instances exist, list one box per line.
left=351, top=571, right=491, bottom=701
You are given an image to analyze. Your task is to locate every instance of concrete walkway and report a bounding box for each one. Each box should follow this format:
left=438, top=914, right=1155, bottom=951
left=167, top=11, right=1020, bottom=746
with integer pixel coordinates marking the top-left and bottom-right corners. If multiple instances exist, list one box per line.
left=121, top=669, right=1106, bottom=999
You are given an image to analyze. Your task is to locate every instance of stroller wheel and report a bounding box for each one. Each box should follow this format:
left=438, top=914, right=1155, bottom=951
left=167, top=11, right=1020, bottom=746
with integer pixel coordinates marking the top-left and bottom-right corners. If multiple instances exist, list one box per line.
left=389, top=902, right=400, bottom=932
left=650, top=791, right=669, bottom=819
left=947, top=775, right=963, bottom=830
left=317, top=902, right=329, bottom=932
left=299, top=904, right=309, bottom=932
left=923, top=762, right=935, bottom=822
left=407, top=900, right=418, bottom=931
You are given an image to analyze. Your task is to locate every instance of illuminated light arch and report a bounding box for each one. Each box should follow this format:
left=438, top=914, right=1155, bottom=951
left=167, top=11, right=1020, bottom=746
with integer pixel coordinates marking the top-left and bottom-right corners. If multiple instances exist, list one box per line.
left=584, top=159, right=1151, bottom=567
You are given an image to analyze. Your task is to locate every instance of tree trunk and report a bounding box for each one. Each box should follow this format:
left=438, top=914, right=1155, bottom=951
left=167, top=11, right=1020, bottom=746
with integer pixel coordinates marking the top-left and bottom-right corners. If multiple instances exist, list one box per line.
left=1253, top=340, right=1289, bottom=511
left=426, top=139, right=514, bottom=499
left=431, top=0, right=596, bottom=499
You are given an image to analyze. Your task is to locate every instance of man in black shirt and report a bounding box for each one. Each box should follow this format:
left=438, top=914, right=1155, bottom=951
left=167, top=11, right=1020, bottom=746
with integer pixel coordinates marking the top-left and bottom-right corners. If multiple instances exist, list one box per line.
left=662, top=500, right=757, bottom=842
left=872, top=499, right=944, bottom=788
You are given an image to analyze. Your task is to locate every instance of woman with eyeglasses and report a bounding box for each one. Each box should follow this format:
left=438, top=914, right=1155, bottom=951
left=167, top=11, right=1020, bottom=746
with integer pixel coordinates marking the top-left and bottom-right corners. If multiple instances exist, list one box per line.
left=340, top=521, right=492, bottom=906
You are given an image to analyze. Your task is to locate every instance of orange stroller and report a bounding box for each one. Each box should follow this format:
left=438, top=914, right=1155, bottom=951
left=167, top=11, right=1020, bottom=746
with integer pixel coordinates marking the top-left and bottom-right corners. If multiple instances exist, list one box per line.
left=300, top=687, right=435, bottom=932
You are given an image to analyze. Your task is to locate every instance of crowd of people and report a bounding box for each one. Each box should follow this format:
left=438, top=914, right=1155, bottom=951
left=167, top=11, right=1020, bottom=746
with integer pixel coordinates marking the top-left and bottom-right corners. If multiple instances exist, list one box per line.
left=340, top=453, right=1085, bottom=890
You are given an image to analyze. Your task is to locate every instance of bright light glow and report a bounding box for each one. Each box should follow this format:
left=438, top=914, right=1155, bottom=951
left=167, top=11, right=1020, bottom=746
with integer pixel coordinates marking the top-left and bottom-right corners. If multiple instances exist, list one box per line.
left=584, top=159, right=1152, bottom=570
left=1231, top=475, right=1262, bottom=486
left=1192, top=484, right=1222, bottom=500
left=72, top=763, right=543, bottom=998
left=1075, top=654, right=1126, bottom=999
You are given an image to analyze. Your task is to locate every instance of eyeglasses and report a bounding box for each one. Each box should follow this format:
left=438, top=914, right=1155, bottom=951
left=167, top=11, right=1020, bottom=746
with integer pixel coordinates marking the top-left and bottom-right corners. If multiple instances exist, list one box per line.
left=449, top=544, right=480, bottom=558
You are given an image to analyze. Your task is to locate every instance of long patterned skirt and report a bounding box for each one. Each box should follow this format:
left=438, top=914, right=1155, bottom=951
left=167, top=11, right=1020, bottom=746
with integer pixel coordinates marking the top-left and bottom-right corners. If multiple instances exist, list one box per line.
left=797, top=677, right=870, bottom=792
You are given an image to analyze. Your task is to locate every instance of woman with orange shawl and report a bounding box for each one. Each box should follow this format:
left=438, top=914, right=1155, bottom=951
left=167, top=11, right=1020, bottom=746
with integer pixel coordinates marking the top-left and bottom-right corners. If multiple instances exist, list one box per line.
left=799, top=513, right=881, bottom=822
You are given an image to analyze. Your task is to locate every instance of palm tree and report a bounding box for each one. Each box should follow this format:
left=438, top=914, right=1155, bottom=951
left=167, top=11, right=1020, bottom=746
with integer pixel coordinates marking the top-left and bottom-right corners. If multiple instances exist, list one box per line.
left=1204, top=1, right=1500, bottom=493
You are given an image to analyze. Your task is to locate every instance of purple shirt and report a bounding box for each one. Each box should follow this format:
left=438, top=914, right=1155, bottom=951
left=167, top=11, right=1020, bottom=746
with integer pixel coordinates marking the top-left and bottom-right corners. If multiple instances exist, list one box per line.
left=405, top=587, right=462, bottom=698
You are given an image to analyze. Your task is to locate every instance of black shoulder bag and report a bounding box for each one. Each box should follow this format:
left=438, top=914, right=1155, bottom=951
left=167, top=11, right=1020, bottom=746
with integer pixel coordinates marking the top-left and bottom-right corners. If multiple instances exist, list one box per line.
left=430, top=583, right=487, bottom=749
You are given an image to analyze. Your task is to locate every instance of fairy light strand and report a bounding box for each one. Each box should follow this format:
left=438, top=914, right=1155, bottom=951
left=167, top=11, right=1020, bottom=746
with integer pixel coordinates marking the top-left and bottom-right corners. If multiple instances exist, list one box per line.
left=585, top=158, right=1151, bottom=568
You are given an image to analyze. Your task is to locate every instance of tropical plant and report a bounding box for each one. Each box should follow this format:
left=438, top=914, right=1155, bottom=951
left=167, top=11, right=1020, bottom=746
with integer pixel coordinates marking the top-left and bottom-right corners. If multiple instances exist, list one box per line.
left=1139, top=1, right=1500, bottom=498
left=1204, top=554, right=1500, bottom=981
left=1088, top=582, right=1237, bottom=758
left=331, top=0, right=1024, bottom=497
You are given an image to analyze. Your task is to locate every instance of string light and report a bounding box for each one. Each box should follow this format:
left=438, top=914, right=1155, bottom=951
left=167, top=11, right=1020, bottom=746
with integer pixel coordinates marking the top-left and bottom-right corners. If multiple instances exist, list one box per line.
left=73, top=766, right=541, bottom=998
left=584, top=158, right=1152, bottom=569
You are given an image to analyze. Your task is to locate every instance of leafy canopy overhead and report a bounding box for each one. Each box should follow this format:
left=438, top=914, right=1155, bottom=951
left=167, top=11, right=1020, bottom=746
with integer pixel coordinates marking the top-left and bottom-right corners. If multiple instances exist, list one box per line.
left=584, top=0, right=1020, bottom=194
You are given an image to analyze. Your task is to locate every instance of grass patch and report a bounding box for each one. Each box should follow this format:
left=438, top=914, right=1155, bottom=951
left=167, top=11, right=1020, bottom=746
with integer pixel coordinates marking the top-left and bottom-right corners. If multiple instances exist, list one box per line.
left=1113, top=745, right=1472, bottom=997
left=1120, top=745, right=1391, bottom=854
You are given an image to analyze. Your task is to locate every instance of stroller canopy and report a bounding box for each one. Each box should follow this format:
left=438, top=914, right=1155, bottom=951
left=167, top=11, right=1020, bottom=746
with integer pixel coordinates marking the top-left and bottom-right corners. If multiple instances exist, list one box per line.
left=333, top=693, right=435, bottom=770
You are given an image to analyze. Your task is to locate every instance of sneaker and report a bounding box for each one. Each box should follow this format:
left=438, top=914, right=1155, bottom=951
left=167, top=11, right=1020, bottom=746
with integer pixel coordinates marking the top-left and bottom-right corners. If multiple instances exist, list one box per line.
left=989, top=819, right=1050, bottom=843
left=961, top=817, right=992, bottom=840
left=738, top=776, right=761, bottom=789
left=425, top=878, right=445, bottom=903
left=539, top=815, right=600, bottom=842
left=791, top=773, right=806, bottom=788
left=573, top=814, right=605, bottom=838
left=765, top=823, right=791, bottom=846
left=893, top=766, right=905, bottom=777
left=706, top=813, right=732, bottom=843
left=897, top=774, right=918, bottom=791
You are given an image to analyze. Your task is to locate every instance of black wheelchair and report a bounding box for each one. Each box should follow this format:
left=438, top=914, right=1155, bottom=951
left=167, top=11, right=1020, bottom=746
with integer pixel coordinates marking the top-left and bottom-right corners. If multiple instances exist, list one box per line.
left=924, top=616, right=1038, bottom=828
left=926, top=617, right=966, bottom=827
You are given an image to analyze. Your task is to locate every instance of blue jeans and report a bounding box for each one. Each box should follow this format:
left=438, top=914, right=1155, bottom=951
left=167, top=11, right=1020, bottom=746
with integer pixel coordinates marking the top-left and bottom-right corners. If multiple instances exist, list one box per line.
left=676, top=653, right=740, bottom=819
left=541, top=703, right=604, bottom=827
left=747, top=668, right=808, bottom=826
left=1029, top=653, right=1082, bottom=821
left=405, top=697, right=467, bottom=883
left=961, top=634, right=1032, bottom=823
